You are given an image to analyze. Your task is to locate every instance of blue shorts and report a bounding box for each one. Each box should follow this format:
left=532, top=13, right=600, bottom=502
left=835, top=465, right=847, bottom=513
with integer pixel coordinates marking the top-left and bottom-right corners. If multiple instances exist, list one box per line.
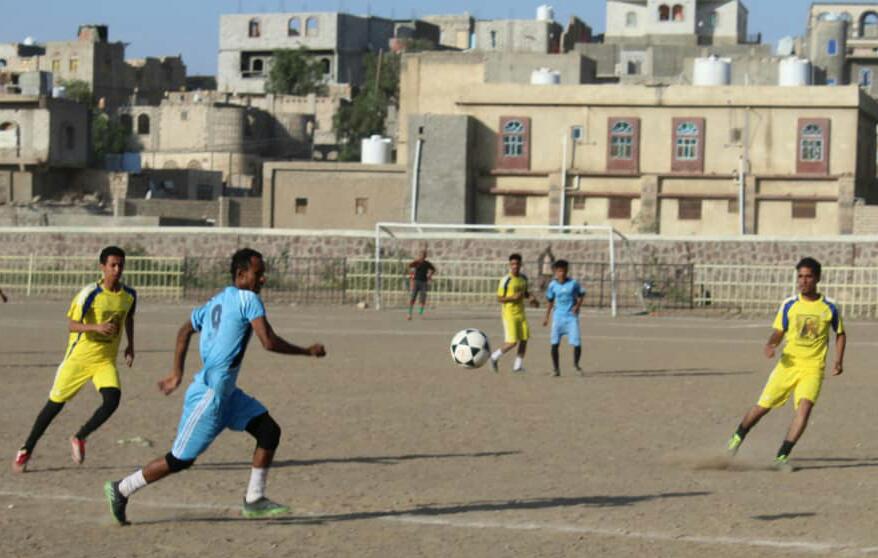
left=171, top=381, right=267, bottom=461
left=551, top=314, right=581, bottom=347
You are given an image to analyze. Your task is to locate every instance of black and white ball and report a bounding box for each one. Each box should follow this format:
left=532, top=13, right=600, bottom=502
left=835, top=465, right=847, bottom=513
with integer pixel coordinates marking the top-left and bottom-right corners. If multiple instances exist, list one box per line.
left=450, top=329, right=491, bottom=369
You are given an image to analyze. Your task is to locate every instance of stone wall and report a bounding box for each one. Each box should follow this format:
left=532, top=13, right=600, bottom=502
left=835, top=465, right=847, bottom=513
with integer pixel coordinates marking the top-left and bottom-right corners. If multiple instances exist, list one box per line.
left=2, top=228, right=878, bottom=268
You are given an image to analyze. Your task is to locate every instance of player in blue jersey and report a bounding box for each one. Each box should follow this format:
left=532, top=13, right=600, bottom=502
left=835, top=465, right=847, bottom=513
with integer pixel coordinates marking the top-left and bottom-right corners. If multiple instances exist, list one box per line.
left=104, top=248, right=326, bottom=524
left=542, top=260, right=585, bottom=377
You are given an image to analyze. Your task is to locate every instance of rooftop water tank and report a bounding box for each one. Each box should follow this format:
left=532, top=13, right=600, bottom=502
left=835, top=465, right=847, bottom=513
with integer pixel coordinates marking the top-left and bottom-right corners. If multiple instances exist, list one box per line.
left=779, top=57, right=812, bottom=86
left=361, top=135, right=392, bottom=165
left=23, top=36, right=35, bottom=46
left=537, top=5, right=554, bottom=22
left=693, top=56, right=731, bottom=86
left=531, top=67, right=561, bottom=85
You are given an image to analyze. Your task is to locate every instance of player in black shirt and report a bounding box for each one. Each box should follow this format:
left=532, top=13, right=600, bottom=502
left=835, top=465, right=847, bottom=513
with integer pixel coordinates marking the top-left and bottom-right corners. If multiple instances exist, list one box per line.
left=407, top=250, right=436, bottom=320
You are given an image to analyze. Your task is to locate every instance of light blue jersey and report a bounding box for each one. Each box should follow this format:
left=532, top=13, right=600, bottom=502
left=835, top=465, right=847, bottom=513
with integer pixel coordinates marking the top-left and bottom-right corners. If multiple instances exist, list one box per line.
left=190, top=286, right=266, bottom=398
left=546, top=279, right=585, bottom=318
left=546, top=278, right=585, bottom=347
left=170, top=286, right=268, bottom=462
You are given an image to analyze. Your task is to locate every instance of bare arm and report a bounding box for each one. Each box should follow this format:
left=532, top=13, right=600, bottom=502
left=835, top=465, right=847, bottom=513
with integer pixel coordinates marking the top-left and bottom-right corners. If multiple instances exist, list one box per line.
left=763, top=329, right=785, bottom=359
left=157, top=321, right=196, bottom=395
left=251, top=317, right=326, bottom=357
left=832, top=332, right=846, bottom=376
left=68, top=318, right=117, bottom=336
left=543, top=300, right=554, bottom=326
left=124, top=302, right=136, bottom=367
left=573, top=293, right=585, bottom=315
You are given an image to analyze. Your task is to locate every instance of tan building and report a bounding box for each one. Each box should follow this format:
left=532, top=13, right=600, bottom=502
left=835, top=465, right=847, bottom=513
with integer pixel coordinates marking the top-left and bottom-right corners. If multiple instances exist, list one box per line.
left=0, top=94, right=89, bottom=203
left=400, top=52, right=878, bottom=236
left=262, top=161, right=407, bottom=229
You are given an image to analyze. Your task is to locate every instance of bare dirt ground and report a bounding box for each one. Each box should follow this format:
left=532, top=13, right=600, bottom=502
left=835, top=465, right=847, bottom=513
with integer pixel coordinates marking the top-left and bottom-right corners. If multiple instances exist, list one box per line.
left=2, top=300, right=878, bottom=557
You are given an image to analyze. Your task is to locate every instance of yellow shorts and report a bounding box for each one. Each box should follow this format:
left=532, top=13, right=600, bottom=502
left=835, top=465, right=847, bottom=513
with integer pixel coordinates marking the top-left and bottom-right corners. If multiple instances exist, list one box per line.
left=502, top=315, right=529, bottom=344
left=49, top=359, right=120, bottom=403
left=757, top=362, right=823, bottom=410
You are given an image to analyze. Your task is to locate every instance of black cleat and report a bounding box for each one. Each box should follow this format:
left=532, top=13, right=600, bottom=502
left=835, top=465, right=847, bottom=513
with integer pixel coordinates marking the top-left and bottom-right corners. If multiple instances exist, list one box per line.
left=104, top=480, right=130, bottom=525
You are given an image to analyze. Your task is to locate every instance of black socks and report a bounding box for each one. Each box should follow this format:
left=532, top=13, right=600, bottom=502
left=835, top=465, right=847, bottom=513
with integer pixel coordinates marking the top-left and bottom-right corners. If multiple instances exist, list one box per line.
left=75, top=388, right=121, bottom=440
left=23, top=400, right=65, bottom=452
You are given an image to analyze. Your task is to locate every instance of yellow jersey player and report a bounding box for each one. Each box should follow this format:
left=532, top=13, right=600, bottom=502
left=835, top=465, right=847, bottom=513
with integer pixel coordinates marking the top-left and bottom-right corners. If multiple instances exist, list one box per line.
left=13, top=246, right=136, bottom=473
left=490, top=253, right=530, bottom=373
left=726, top=257, right=846, bottom=471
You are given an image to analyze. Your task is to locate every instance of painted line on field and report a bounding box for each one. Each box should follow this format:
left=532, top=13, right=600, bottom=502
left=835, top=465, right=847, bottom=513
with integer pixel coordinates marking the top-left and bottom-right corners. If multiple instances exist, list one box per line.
left=0, top=488, right=875, bottom=555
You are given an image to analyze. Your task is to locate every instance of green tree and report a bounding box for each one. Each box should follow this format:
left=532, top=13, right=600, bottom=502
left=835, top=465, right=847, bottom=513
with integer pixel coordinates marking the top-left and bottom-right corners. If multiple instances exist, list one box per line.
left=58, top=79, right=93, bottom=106
left=266, top=48, right=328, bottom=96
left=91, top=111, right=127, bottom=164
left=334, top=41, right=434, bottom=161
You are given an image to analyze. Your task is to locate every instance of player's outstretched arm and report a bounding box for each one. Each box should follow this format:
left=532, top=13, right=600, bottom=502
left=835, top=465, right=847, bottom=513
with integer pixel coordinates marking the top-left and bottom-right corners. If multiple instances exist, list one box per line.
left=124, top=301, right=136, bottom=368
left=158, top=321, right=195, bottom=395
left=832, top=332, right=846, bottom=376
left=763, top=329, right=784, bottom=359
left=251, top=316, right=326, bottom=357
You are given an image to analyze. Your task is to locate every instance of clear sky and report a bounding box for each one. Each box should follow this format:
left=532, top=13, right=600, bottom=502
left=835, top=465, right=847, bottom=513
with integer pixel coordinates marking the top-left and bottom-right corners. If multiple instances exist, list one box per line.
left=0, top=0, right=858, bottom=75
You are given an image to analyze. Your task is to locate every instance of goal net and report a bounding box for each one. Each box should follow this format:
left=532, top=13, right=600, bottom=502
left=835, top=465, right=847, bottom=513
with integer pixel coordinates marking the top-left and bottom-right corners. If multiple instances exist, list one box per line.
left=360, top=223, right=638, bottom=317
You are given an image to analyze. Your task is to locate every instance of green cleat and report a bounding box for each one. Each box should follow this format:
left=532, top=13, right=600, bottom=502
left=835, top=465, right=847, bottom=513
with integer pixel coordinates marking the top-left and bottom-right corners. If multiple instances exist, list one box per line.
left=242, top=497, right=290, bottom=519
left=774, top=455, right=794, bottom=473
left=726, top=433, right=743, bottom=456
left=104, top=481, right=130, bottom=526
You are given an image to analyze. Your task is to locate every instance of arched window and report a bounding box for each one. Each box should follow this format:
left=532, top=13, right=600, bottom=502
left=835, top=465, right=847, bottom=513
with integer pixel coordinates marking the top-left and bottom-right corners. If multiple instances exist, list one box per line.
left=610, top=121, right=635, bottom=159
left=248, top=18, right=261, bottom=38
left=306, top=17, right=319, bottom=37
left=120, top=114, right=133, bottom=134
left=675, top=122, right=699, bottom=161
left=658, top=4, right=670, bottom=21
left=672, top=4, right=685, bottom=21
left=861, top=12, right=878, bottom=38
left=0, top=58, right=6, bottom=68
left=63, top=124, right=75, bottom=150
left=252, top=58, right=264, bottom=74
left=137, top=114, right=150, bottom=135
left=800, top=123, right=824, bottom=162
left=626, top=12, right=637, bottom=27
left=288, top=17, right=301, bottom=37
left=320, top=58, right=330, bottom=75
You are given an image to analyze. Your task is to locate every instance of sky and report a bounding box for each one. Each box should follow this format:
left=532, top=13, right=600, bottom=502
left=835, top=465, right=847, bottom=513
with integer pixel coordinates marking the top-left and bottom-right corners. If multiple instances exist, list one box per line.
left=0, top=0, right=858, bottom=75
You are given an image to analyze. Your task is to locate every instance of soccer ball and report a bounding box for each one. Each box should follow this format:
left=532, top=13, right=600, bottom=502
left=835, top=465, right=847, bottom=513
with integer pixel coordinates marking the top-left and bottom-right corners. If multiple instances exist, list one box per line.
left=450, top=329, right=491, bottom=369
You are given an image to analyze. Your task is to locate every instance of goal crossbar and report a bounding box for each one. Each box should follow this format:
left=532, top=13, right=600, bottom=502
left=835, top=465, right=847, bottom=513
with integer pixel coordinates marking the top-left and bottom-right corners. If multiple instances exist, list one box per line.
left=373, top=223, right=627, bottom=316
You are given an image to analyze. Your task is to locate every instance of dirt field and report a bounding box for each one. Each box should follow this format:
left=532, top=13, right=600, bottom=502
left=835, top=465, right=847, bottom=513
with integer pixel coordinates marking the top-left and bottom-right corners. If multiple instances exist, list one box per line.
left=2, top=299, right=878, bottom=557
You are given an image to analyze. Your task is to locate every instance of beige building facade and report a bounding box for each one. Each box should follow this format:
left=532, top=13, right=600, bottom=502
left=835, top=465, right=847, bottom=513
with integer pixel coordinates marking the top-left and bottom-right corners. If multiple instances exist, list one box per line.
left=400, top=53, right=878, bottom=236
left=262, top=162, right=407, bottom=229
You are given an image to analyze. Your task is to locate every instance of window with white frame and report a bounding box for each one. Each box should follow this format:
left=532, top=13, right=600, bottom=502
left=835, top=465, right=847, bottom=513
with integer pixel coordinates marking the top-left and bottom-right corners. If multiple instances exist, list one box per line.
left=675, top=122, right=699, bottom=160
left=610, top=121, right=634, bottom=159
left=502, top=119, right=526, bottom=157
left=800, top=123, right=824, bottom=162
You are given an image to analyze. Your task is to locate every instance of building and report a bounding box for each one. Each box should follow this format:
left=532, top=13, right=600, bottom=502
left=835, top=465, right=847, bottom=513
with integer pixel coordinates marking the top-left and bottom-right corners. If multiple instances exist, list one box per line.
left=117, top=92, right=314, bottom=192
left=0, top=25, right=186, bottom=109
left=806, top=4, right=878, bottom=96
left=579, top=0, right=766, bottom=84
left=421, top=14, right=475, bottom=49
left=218, top=12, right=436, bottom=94
left=399, top=52, right=878, bottom=236
left=0, top=94, right=89, bottom=203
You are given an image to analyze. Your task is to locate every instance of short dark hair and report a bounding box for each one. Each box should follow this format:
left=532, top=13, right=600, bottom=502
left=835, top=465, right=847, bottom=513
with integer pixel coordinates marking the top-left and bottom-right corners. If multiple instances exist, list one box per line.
left=796, top=257, right=821, bottom=279
left=99, top=246, right=126, bottom=264
left=553, top=259, right=569, bottom=271
left=230, top=248, right=264, bottom=282
left=509, top=253, right=522, bottom=263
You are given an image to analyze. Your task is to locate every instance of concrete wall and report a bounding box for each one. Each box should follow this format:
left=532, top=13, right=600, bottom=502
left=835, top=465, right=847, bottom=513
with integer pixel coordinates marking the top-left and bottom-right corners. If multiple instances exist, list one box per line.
left=484, top=52, right=596, bottom=85
left=473, top=20, right=560, bottom=53
left=422, top=14, right=474, bottom=49
left=0, top=97, right=88, bottom=167
left=263, top=162, right=407, bottom=229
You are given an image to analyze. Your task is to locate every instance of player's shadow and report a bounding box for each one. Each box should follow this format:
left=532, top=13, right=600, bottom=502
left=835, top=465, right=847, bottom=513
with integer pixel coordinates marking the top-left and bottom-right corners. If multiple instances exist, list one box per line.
left=136, top=491, right=711, bottom=526
left=592, top=368, right=751, bottom=378
left=752, top=512, right=817, bottom=521
left=788, top=457, right=878, bottom=471
left=197, top=450, right=522, bottom=471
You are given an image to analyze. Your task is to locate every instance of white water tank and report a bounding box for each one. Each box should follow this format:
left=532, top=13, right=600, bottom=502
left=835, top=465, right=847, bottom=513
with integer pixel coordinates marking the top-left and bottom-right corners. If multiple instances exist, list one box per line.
left=779, top=57, right=812, bottom=86
left=23, top=36, right=35, bottom=46
left=531, top=67, right=561, bottom=85
left=52, top=86, right=66, bottom=99
left=693, top=56, right=731, bottom=86
left=361, top=135, right=392, bottom=165
left=537, top=5, right=554, bottom=22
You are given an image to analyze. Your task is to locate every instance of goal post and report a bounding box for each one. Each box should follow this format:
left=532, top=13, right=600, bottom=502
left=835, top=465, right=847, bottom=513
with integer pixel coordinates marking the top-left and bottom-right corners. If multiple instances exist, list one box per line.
left=372, top=222, right=627, bottom=316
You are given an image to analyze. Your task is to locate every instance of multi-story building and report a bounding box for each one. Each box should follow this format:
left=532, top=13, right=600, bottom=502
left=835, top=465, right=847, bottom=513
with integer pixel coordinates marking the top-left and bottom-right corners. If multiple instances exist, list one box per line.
left=398, top=51, right=878, bottom=236
left=218, top=12, right=437, bottom=94
left=806, top=4, right=878, bottom=97
left=0, top=25, right=186, bottom=109
left=0, top=94, right=89, bottom=203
